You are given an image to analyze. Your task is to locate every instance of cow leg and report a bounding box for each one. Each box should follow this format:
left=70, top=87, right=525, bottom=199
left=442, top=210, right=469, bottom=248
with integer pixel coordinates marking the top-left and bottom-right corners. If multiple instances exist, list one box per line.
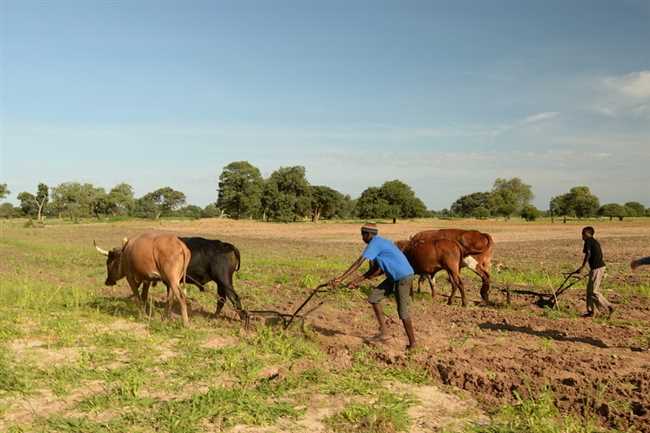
left=427, top=273, right=436, bottom=300
left=214, top=266, right=247, bottom=320
left=169, top=283, right=189, bottom=326
left=216, top=282, right=246, bottom=321
left=447, top=273, right=456, bottom=305
left=467, top=255, right=491, bottom=303
left=478, top=263, right=491, bottom=303
left=164, top=284, right=173, bottom=318
left=126, top=277, right=143, bottom=311
left=140, top=282, right=151, bottom=314
left=452, top=272, right=467, bottom=307
left=468, top=264, right=490, bottom=303
left=215, top=285, right=227, bottom=317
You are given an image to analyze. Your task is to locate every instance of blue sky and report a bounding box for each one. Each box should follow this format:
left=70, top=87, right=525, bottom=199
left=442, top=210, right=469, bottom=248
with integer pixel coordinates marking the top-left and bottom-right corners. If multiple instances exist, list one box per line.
left=1, top=0, right=649, bottom=209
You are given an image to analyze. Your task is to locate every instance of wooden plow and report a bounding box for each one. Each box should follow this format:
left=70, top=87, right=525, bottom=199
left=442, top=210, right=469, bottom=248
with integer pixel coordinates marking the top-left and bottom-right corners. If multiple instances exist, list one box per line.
left=244, top=283, right=331, bottom=330
left=498, top=272, right=586, bottom=309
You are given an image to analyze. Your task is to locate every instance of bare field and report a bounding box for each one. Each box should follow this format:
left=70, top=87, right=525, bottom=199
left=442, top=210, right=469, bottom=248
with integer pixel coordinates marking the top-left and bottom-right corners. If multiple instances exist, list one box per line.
left=1, top=218, right=649, bottom=433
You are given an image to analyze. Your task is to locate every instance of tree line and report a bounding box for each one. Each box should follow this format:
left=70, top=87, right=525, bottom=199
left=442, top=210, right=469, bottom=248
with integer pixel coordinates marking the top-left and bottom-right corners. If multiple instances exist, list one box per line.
left=215, top=162, right=427, bottom=222
left=449, top=180, right=648, bottom=221
left=0, top=182, right=206, bottom=221
left=1, top=165, right=647, bottom=222
left=0, top=161, right=428, bottom=222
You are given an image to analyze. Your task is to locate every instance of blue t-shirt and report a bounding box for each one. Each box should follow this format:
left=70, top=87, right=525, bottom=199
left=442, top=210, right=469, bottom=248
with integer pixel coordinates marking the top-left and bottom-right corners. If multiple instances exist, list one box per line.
left=362, top=235, right=414, bottom=281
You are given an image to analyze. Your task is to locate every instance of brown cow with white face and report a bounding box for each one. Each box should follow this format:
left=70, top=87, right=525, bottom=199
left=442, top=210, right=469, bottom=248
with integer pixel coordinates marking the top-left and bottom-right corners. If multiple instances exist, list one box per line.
left=94, top=232, right=191, bottom=326
left=410, top=229, right=494, bottom=302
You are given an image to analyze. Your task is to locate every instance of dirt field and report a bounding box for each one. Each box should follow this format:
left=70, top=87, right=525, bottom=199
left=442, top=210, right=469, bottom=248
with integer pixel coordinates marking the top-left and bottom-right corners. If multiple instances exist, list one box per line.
left=1, top=218, right=649, bottom=432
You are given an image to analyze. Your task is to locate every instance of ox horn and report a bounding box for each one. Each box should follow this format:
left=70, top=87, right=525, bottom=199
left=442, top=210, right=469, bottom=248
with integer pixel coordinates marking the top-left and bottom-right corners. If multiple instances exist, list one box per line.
left=93, top=240, right=109, bottom=256
left=122, top=237, right=129, bottom=247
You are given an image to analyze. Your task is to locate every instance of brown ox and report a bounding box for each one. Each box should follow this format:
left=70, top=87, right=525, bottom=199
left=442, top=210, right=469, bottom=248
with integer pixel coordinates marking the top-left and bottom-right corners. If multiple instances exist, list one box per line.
left=409, top=229, right=493, bottom=302
left=395, top=238, right=468, bottom=307
left=94, top=232, right=191, bottom=326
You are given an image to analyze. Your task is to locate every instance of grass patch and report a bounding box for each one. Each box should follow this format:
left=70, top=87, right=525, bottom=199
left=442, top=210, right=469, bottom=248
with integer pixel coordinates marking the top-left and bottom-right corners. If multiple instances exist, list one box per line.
left=322, top=348, right=429, bottom=396
left=325, top=391, right=415, bottom=433
left=151, top=386, right=303, bottom=433
left=464, top=390, right=614, bottom=433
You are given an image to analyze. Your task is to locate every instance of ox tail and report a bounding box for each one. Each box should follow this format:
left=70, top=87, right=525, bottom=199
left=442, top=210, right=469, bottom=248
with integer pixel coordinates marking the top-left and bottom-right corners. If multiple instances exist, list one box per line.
left=232, top=245, right=241, bottom=272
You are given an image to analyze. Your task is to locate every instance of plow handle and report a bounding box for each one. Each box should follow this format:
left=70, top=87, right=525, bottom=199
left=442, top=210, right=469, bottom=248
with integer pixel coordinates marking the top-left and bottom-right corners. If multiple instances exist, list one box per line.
left=284, top=283, right=329, bottom=329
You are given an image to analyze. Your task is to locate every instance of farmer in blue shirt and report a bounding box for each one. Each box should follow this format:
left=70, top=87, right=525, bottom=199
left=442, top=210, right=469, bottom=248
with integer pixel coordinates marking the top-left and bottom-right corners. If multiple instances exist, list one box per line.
left=329, top=223, right=416, bottom=350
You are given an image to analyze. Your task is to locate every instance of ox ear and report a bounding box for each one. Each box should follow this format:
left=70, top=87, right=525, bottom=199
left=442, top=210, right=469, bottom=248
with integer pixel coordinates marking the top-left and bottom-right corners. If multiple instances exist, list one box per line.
left=122, top=237, right=129, bottom=247
left=93, top=240, right=109, bottom=256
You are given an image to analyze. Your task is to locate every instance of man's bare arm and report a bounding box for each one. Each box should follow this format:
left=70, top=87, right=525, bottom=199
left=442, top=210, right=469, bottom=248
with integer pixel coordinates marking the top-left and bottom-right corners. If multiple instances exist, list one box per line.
left=330, top=256, right=366, bottom=286
left=347, top=262, right=383, bottom=287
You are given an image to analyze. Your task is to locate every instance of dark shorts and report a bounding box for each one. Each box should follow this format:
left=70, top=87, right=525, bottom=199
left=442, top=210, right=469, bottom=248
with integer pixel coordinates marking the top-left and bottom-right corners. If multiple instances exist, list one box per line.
left=367, top=275, right=413, bottom=320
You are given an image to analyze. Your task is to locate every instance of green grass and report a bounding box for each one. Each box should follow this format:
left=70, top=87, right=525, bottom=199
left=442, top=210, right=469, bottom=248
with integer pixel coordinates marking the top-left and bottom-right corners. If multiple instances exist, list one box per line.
left=321, top=348, right=429, bottom=396
left=462, top=391, right=617, bottom=433
left=325, top=391, right=416, bottom=433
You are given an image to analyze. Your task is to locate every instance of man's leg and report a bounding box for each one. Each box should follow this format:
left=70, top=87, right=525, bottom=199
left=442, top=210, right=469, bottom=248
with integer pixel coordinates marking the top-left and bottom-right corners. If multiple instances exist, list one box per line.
left=368, top=279, right=391, bottom=339
left=591, top=267, right=613, bottom=314
left=371, top=303, right=388, bottom=339
left=396, top=276, right=416, bottom=349
left=585, top=270, right=596, bottom=316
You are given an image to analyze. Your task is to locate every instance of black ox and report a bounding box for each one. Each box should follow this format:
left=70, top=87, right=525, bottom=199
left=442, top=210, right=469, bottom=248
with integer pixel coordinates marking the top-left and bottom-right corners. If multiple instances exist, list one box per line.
left=179, top=237, right=247, bottom=320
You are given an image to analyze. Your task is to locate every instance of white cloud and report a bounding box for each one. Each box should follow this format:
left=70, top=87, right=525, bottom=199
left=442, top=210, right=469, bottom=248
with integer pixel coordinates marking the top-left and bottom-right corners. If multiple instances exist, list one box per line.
left=605, top=71, right=650, bottom=98
left=591, top=70, right=650, bottom=118
left=522, top=112, right=560, bottom=124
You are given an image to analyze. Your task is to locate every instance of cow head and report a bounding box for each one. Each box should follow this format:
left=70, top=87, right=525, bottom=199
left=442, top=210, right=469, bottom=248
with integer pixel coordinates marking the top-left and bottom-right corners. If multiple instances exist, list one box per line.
left=94, top=241, right=125, bottom=286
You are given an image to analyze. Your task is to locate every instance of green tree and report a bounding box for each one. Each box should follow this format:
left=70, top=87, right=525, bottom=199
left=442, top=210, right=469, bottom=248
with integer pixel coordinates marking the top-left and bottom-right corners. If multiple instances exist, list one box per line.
left=624, top=201, right=645, bottom=217
left=550, top=186, right=600, bottom=219
left=0, top=184, right=9, bottom=200
left=379, top=180, right=427, bottom=219
left=216, top=161, right=264, bottom=219
left=133, top=196, right=160, bottom=219
left=16, top=183, right=49, bottom=221
left=520, top=204, right=541, bottom=221
left=261, top=166, right=312, bottom=222
left=177, top=205, right=203, bottom=219
left=451, top=192, right=492, bottom=217
left=336, top=195, right=356, bottom=219
left=472, top=206, right=491, bottom=219
left=356, top=180, right=426, bottom=220
left=570, top=186, right=600, bottom=218
left=599, top=203, right=627, bottom=221
left=108, top=183, right=135, bottom=216
left=0, top=203, right=20, bottom=218
left=50, top=182, right=103, bottom=220
left=489, top=177, right=533, bottom=219
left=201, top=203, right=221, bottom=218
left=91, top=191, right=116, bottom=217
left=355, top=187, right=391, bottom=219
left=549, top=194, right=569, bottom=221
left=310, top=185, right=345, bottom=222
left=17, top=192, right=38, bottom=217
left=141, top=187, right=186, bottom=218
